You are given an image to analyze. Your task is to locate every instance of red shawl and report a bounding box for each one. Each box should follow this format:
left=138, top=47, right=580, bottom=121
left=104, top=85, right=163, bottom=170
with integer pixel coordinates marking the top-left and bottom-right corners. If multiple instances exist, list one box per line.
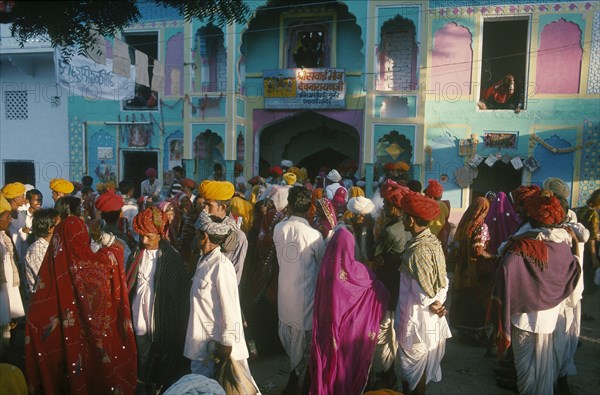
left=26, top=216, right=137, bottom=395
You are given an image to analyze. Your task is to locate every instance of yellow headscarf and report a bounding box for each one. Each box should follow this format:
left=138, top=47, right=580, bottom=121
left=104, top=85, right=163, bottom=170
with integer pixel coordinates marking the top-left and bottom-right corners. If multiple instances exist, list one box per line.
left=349, top=186, right=365, bottom=198
left=230, top=196, right=254, bottom=234
left=198, top=180, right=235, bottom=200
left=283, top=172, right=297, bottom=186
left=0, top=363, right=27, bottom=395
left=0, top=194, right=11, bottom=213
left=49, top=178, right=74, bottom=194
left=1, top=182, right=25, bottom=199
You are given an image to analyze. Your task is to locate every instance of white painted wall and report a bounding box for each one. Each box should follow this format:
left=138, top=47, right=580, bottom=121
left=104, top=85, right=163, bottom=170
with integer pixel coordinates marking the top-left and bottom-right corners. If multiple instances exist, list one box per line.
left=0, top=54, right=69, bottom=205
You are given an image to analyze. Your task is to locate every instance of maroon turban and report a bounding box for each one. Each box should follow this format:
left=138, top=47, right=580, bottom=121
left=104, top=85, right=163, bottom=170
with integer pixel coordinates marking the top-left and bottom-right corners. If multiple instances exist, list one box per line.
left=181, top=178, right=196, bottom=189
left=401, top=193, right=440, bottom=221
left=525, top=190, right=565, bottom=226
left=380, top=179, right=411, bottom=208
left=145, top=167, right=158, bottom=178
left=424, top=179, right=444, bottom=199
left=510, top=185, right=541, bottom=212
left=94, top=188, right=124, bottom=212
left=133, top=206, right=168, bottom=236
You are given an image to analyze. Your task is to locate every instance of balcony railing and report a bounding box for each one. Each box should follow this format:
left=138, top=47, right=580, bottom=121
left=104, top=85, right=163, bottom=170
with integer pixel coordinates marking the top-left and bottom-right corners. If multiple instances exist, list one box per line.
left=0, top=24, right=53, bottom=53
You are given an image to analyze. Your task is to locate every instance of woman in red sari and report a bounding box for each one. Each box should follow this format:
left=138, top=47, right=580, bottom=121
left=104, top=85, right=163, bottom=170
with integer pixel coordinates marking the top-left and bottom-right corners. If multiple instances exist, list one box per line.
left=26, top=212, right=137, bottom=394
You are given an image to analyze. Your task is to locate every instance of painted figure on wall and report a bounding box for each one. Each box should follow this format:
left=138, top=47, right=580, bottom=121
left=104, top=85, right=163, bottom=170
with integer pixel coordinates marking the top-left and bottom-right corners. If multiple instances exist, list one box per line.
left=128, top=124, right=153, bottom=147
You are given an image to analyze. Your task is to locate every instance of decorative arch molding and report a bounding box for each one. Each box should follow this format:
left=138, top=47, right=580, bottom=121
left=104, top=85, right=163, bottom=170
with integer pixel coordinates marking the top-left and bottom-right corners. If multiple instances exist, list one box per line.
left=430, top=22, right=473, bottom=94
left=239, top=0, right=364, bottom=76
left=192, top=23, right=226, bottom=92
left=536, top=18, right=583, bottom=94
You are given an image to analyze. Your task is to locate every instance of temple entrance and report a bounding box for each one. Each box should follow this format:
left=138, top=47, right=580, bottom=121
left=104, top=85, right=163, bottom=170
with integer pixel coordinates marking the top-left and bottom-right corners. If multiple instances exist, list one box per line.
left=122, top=150, right=158, bottom=198
left=258, top=111, right=360, bottom=180
left=470, top=161, right=522, bottom=202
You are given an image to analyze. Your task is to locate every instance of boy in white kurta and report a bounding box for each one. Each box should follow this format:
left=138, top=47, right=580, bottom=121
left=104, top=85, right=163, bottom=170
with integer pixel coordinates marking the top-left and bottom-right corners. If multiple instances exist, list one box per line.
left=184, top=211, right=257, bottom=392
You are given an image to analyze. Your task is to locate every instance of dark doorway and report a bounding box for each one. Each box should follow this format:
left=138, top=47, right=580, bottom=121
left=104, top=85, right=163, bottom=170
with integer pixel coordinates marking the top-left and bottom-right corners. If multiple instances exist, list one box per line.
left=122, top=151, right=158, bottom=198
left=470, top=161, right=522, bottom=203
left=4, top=161, right=35, bottom=186
left=297, top=147, right=350, bottom=181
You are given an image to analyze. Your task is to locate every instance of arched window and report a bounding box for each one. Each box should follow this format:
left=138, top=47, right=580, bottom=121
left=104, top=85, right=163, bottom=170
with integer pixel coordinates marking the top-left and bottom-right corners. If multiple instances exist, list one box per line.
left=377, top=15, right=418, bottom=91
left=193, top=24, right=226, bottom=92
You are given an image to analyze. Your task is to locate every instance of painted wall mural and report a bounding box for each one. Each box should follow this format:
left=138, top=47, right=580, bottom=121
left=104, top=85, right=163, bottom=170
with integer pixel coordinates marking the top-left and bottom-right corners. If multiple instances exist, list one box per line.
left=69, top=116, right=84, bottom=181
left=578, top=120, right=600, bottom=205
left=536, top=18, right=583, bottom=94
left=587, top=11, right=600, bottom=94
left=88, top=128, right=117, bottom=185
left=430, top=22, right=473, bottom=95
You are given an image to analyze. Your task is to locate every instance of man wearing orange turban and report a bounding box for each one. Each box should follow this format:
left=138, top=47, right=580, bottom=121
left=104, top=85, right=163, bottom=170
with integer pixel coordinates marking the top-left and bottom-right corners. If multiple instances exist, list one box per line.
left=396, top=192, right=449, bottom=394
left=198, top=180, right=247, bottom=285
left=127, top=206, right=188, bottom=393
left=49, top=178, right=74, bottom=203
left=370, top=179, right=411, bottom=388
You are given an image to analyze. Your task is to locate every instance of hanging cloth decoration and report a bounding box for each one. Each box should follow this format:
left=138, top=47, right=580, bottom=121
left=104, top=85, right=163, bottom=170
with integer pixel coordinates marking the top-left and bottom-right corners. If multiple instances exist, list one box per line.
left=531, top=133, right=592, bottom=153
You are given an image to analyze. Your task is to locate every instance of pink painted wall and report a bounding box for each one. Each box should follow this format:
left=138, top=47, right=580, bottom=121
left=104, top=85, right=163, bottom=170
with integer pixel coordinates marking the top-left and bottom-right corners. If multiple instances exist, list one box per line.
left=430, top=23, right=473, bottom=94
left=536, top=18, right=583, bottom=94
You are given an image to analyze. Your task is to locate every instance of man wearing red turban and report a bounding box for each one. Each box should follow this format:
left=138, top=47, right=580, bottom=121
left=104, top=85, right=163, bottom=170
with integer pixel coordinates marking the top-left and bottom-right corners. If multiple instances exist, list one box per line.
left=94, top=189, right=131, bottom=262
left=369, top=179, right=412, bottom=388
left=126, top=207, right=189, bottom=393
left=509, top=185, right=541, bottom=217
left=423, top=179, right=449, bottom=238
left=396, top=192, right=450, bottom=394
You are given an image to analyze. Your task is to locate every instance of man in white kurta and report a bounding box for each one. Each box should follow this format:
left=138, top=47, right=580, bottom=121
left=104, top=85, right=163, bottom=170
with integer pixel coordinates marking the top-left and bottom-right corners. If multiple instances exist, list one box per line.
left=273, top=186, right=325, bottom=393
left=184, top=211, right=257, bottom=393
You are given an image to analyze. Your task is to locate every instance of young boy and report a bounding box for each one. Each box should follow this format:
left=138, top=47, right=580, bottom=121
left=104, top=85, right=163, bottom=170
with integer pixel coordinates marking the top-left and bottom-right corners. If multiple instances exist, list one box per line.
left=24, top=208, right=60, bottom=293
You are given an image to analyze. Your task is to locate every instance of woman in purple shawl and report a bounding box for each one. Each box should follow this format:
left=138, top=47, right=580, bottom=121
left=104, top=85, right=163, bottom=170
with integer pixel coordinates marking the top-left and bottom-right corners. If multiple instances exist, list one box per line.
left=310, top=227, right=389, bottom=395
left=484, top=191, right=521, bottom=255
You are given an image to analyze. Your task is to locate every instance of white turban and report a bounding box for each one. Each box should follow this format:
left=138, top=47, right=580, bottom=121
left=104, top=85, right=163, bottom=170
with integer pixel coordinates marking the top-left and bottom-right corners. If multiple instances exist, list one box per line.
left=265, top=184, right=291, bottom=212
left=347, top=196, right=375, bottom=215
left=164, top=374, right=225, bottom=395
left=281, top=159, right=293, bottom=168
left=327, top=169, right=342, bottom=182
left=542, top=177, right=570, bottom=200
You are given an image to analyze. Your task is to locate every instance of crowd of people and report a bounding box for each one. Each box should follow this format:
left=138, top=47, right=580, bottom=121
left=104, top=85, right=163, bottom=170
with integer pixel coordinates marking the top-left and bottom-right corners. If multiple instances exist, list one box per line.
left=0, top=158, right=598, bottom=395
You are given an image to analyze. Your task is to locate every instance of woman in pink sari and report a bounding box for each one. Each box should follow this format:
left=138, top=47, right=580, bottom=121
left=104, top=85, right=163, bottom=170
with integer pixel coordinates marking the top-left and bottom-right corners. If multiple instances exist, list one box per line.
left=310, top=226, right=389, bottom=395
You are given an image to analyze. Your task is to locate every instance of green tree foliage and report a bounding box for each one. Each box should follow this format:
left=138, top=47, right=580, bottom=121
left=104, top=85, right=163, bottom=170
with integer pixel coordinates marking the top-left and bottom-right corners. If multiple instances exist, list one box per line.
left=0, top=0, right=250, bottom=57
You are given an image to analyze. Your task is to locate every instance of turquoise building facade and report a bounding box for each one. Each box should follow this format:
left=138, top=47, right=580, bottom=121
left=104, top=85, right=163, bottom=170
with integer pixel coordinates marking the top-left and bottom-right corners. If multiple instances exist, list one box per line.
left=64, top=0, right=599, bottom=210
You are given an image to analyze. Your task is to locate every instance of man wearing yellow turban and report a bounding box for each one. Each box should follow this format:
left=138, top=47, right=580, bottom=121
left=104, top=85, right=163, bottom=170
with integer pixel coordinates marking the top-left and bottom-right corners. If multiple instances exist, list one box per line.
left=49, top=178, right=74, bottom=202
left=283, top=172, right=297, bottom=186
left=198, top=180, right=247, bottom=285
left=1, top=183, right=26, bottom=211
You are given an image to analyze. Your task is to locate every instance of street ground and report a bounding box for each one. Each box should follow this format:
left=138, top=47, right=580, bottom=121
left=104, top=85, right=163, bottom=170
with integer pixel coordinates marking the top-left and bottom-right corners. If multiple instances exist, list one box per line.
left=249, top=291, right=600, bottom=394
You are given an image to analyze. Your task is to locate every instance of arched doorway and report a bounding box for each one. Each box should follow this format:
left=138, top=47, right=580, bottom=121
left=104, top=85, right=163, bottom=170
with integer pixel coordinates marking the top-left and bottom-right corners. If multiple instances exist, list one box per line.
left=258, top=111, right=360, bottom=179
